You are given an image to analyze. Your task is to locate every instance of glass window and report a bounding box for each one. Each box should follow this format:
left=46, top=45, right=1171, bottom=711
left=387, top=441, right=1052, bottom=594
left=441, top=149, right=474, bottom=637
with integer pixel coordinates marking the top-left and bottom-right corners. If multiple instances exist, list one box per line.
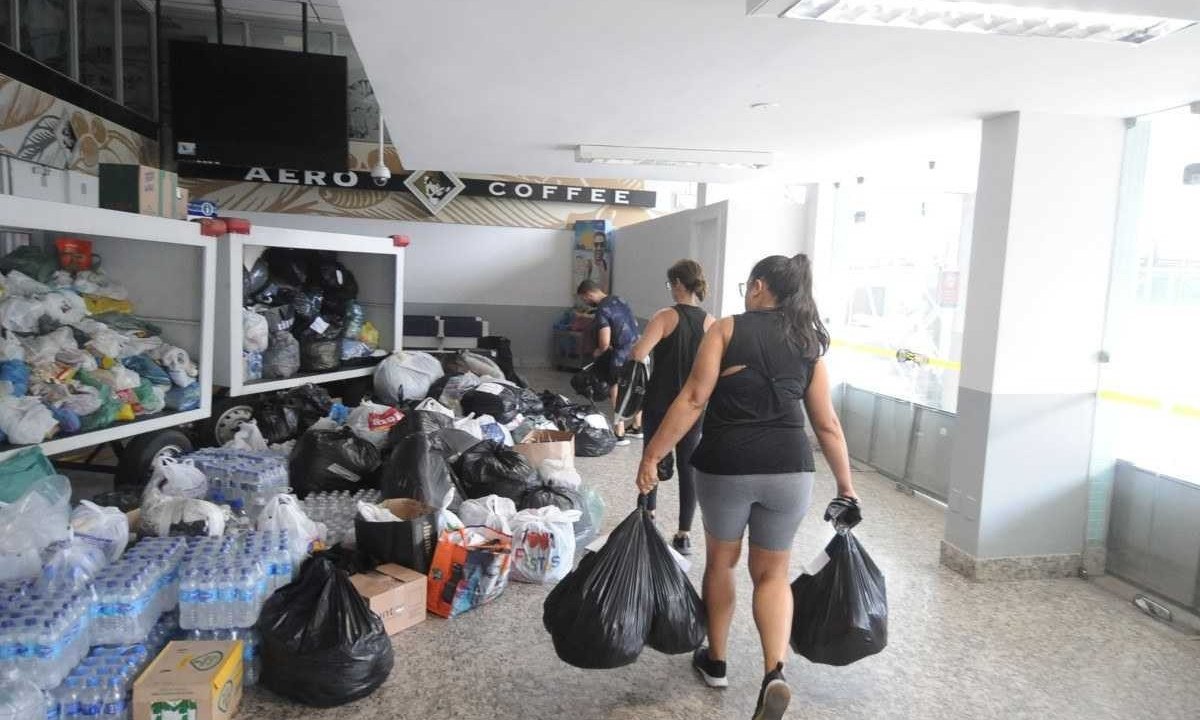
left=79, top=0, right=116, bottom=97
left=19, top=0, right=70, bottom=75
left=1098, top=107, right=1200, bottom=481
left=307, top=30, right=332, bottom=54
left=121, top=0, right=153, bottom=116
left=0, top=0, right=12, bottom=47
left=824, top=180, right=974, bottom=411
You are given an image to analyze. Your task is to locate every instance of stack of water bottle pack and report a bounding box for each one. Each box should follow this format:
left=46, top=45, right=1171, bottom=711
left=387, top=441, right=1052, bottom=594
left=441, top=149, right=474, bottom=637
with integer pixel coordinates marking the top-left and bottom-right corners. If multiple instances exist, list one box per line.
left=0, top=579, right=93, bottom=690
left=300, top=488, right=382, bottom=546
left=177, top=531, right=293, bottom=632
left=90, top=538, right=185, bottom=646
left=187, top=447, right=290, bottom=522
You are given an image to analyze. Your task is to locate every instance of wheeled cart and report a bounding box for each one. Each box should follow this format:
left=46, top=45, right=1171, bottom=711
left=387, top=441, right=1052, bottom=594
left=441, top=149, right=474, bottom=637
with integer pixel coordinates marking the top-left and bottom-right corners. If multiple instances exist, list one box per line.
left=0, top=196, right=216, bottom=481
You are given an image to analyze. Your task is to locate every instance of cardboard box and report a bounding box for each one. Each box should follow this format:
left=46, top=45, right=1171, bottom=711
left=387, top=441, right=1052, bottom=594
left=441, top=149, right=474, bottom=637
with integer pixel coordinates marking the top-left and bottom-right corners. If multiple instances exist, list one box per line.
left=173, top=186, right=190, bottom=220
left=349, top=563, right=428, bottom=636
left=133, top=641, right=243, bottom=720
left=513, top=429, right=575, bottom=469
left=99, top=163, right=180, bottom=218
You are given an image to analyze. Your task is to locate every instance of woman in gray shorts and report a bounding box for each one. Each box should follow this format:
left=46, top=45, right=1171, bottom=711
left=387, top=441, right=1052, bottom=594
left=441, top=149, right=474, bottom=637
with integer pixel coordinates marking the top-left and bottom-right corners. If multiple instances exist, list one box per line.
left=636, top=254, right=859, bottom=720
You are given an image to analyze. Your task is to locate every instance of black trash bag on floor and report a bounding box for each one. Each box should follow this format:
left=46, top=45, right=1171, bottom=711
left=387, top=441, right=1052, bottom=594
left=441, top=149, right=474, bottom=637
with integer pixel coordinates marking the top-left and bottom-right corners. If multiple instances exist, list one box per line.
left=380, top=432, right=457, bottom=509
left=289, top=428, right=382, bottom=498
left=518, top=387, right=544, bottom=417
left=255, top=395, right=301, bottom=444
left=287, top=384, right=334, bottom=431
left=645, top=512, right=707, bottom=654
left=387, top=406, right=454, bottom=445
left=460, top=382, right=522, bottom=424
left=789, top=529, right=888, bottom=666
left=520, top=482, right=583, bottom=513
left=258, top=553, right=394, bottom=707
left=542, top=506, right=655, bottom=669
left=477, top=336, right=528, bottom=388
left=571, top=363, right=611, bottom=402
left=539, top=391, right=574, bottom=417
left=558, top=411, right=618, bottom=458
left=454, top=440, right=537, bottom=501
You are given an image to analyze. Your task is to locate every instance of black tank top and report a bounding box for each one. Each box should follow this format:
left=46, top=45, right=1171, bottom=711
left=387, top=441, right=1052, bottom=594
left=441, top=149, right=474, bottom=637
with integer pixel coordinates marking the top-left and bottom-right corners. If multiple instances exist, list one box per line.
left=690, top=309, right=817, bottom=475
left=644, top=305, right=707, bottom=412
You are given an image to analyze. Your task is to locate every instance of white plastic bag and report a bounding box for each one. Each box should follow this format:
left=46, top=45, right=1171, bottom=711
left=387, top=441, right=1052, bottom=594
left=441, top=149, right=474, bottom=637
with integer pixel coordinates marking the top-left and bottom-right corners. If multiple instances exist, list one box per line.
left=242, top=308, right=269, bottom=353
left=0, top=474, right=72, bottom=582
left=347, top=400, right=403, bottom=449
left=372, top=351, right=444, bottom=404
left=477, top=413, right=514, bottom=446
left=41, top=291, right=88, bottom=325
left=258, top=494, right=321, bottom=565
left=0, top=296, right=44, bottom=333
left=510, top=506, right=581, bottom=584
left=414, top=397, right=454, bottom=417
left=439, top=371, right=481, bottom=407
left=85, top=327, right=125, bottom=359
left=36, top=538, right=107, bottom=594
left=453, top=413, right=485, bottom=441
left=0, top=331, right=24, bottom=361
left=139, top=496, right=225, bottom=538
left=154, top=345, right=197, bottom=387
left=21, top=326, right=77, bottom=366
left=69, top=500, right=130, bottom=563
left=458, top=495, right=518, bottom=534
left=225, top=420, right=268, bottom=451
left=117, top=334, right=163, bottom=360
left=60, top=384, right=102, bottom=416
left=3, top=270, right=50, bottom=297
left=73, top=270, right=129, bottom=300
left=0, top=396, right=58, bottom=444
left=538, top=458, right=582, bottom=490
left=146, top=457, right=208, bottom=500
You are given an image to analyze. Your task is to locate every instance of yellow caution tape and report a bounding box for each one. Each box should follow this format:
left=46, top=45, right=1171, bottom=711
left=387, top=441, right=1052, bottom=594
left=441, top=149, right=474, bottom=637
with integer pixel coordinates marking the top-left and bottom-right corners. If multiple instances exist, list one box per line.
left=830, top=338, right=962, bottom=371
left=1097, top=390, right=1199, bottom=419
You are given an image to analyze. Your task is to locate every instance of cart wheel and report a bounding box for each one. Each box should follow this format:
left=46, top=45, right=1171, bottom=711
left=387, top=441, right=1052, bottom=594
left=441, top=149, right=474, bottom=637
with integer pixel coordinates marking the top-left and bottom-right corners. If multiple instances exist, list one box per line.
left=115, top=429, right=193, bottom=487
left=199, top=395, right=258, bottom=447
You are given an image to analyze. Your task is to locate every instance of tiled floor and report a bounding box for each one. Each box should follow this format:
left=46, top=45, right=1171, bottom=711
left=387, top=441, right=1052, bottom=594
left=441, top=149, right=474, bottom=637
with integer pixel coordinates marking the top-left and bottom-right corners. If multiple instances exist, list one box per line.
left=67, top=369, right=1200, bottom=719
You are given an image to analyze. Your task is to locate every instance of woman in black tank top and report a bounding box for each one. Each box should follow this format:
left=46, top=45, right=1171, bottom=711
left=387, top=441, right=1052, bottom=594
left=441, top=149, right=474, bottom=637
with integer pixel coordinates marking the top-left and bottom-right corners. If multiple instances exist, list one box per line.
left=629, top=260, right=715, bottom=555
left=635, top=255, right=860, bottom=717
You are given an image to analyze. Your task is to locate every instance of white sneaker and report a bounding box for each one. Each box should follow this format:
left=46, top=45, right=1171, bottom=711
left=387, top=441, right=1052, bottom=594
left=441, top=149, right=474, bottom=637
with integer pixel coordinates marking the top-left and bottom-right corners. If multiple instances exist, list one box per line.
left=614, top=436, right=631, bottom=447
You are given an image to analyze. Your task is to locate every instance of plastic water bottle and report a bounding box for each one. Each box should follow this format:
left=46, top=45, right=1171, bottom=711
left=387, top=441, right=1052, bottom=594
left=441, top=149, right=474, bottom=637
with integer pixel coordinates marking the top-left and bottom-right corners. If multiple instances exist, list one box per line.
left=100, top=677, right=125, bottom=720
left=215, top=569, right=235, bottom=629
left=56, top=678, right=81, bottom=719
left=43, top=688, right=59, bottom=720
left=0, top=676, right=43, bottom=720
left=78, top=677, right=102, bottom=718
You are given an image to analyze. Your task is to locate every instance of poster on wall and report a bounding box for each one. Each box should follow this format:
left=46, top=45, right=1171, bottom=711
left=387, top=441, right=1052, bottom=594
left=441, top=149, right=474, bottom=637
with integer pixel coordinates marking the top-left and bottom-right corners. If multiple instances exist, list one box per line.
left=573, top=219, right=612, bottom=301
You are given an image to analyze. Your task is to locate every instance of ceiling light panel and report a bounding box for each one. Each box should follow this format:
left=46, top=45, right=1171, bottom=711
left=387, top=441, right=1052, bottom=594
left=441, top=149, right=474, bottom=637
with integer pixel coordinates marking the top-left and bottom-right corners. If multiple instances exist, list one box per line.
left=576, top=145, right=774, bottom=170
left=781, top=0, right=1196, bottom=44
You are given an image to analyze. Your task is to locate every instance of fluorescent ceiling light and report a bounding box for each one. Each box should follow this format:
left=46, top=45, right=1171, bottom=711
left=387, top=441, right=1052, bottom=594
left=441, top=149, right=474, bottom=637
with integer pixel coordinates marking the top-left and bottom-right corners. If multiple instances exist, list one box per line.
left=781, top=0, right=1196, bottom=44
left=576, top=145, right=773, bottom=170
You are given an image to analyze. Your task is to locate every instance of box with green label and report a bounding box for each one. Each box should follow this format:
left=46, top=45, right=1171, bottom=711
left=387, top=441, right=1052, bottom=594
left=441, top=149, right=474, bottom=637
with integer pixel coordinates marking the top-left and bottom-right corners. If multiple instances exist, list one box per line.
left=133, top=640, right=243, bottom=720
left=99, top=163, right=183, bottom=218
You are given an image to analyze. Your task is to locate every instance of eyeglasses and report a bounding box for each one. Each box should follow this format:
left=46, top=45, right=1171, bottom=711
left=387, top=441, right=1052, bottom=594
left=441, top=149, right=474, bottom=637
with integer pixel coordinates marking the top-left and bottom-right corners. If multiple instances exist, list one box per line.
left=738, top=282, right=747, bottom=297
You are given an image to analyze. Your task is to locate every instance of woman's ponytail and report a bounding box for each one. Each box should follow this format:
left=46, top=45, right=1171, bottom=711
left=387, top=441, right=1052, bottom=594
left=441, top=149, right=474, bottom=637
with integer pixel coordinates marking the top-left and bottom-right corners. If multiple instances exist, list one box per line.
left=749, top=254, right=829, bottom=359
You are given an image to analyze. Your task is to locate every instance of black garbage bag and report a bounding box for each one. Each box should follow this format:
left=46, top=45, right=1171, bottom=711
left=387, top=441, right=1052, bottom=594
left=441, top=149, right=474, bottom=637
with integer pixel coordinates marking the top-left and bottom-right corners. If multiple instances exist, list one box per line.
left=387, top=406, right=454, bottom=445
left=520, top=482, right=583, bottom=513
left=263, top=247, right=314, bottom=286
left=300, top=339, right=340, bottom=372
left=286, top=384, right=334, bottom=431
left=789, top=529, right=888, bottom=666
left=518, top=387, right=544, bottom=417
left=1, top=245, right=58, bottom=282
left=454, top=440, right=537, bottom=501
left=292, top=287, right=326, bottom=325
left=254, top=283, right=294, bottom=307
left=614, top=360, right=649, bottom=421
left=558, top=411, right=618, bottom=458
left=540, top=391, right=574, bottom=417
left=263, top=331, right=301, bottom=379
left=258, top=304, right=295, bottom=333
left=571, top=363, right=611, bottom=402
left=542, top=507, right=654, bottom=669
left=460, top=382, right=521, bottom=424
left=244, top=256, right=270, bottom=297
left=258, top=553, right=394, bottom=707
left=645, top=512, right=707, bottom=654
left=319, top=259, right=358, bottom=301
left=254, top=395, right=301, bottom=444
left=289, top=428, right=383, bottom=497
left=434, top=427, right=483, bottom=463
left=477, top=336, right=528, bottom=388
left=380, top=432, right=457, bottom=509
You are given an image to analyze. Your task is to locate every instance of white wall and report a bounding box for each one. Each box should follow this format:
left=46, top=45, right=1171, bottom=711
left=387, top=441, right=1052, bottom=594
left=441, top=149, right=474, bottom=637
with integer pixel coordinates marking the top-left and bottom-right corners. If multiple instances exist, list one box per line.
left=719, top=192, right=810, bottom=317
left=613, top=203, right=728, bottom=320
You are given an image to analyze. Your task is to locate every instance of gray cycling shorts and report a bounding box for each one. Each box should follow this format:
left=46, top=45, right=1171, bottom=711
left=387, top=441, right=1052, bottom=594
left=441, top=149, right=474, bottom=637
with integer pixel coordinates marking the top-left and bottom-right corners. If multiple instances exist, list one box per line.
left=695, top=470, right=815, bottom=551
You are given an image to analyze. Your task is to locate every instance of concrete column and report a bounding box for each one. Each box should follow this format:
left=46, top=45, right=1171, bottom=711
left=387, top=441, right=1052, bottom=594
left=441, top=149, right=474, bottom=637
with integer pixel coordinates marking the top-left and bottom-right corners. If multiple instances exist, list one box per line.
left=941, top=112, right=1126, bottom=581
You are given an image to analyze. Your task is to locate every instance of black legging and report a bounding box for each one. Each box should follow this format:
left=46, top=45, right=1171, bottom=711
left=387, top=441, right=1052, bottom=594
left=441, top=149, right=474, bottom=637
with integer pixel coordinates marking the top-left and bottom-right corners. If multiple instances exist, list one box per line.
left=642, top=406, right=702, bottom=533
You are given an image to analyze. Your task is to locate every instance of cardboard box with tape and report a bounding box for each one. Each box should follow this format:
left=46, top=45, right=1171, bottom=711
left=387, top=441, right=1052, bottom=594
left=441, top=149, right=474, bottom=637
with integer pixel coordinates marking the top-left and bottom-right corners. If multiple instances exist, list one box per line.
left=349, top=563, right=428, bottom=636
left=132, top=640, right=243, bottom=720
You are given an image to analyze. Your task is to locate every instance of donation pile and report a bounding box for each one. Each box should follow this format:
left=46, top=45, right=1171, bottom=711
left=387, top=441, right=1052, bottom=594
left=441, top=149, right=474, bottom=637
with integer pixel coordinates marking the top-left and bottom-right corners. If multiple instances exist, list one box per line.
left=242, top=248, right=384, bottom=381
left=0, top=244, right=202, bottom=447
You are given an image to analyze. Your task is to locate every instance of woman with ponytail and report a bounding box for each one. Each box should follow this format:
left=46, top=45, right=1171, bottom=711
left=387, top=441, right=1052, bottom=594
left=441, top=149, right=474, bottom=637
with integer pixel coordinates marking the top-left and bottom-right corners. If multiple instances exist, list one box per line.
left=636, top=254, right=858, bottom=720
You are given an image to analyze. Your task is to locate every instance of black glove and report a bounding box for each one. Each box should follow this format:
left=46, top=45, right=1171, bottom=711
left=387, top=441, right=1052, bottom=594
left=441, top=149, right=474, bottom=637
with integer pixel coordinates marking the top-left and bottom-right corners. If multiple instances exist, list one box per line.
left=823, top=496, right=862, bottom=529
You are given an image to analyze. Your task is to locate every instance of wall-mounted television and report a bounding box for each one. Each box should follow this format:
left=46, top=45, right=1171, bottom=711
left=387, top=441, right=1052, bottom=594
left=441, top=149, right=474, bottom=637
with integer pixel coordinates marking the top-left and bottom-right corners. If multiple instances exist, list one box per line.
left=169, top=41, right=348, bottom=170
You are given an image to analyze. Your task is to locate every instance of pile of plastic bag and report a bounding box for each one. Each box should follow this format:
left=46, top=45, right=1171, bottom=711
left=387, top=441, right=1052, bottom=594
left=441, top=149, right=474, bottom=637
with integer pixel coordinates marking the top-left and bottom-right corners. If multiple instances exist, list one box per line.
left=0, top=244, right=203, bottom=447
left=244, top=248, right=384, bottom=381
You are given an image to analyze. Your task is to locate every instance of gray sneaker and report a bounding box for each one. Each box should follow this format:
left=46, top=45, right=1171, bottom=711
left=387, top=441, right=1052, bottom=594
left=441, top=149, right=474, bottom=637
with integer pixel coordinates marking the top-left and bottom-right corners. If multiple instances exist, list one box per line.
left=752, top=664, right=791, bottom=720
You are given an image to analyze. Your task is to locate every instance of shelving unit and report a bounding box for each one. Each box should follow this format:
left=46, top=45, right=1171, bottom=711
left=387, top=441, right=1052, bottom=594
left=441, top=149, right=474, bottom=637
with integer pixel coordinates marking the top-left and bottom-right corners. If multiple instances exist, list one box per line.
left=0, top=196, right=216, bottom=461
left=212, top=225, right=405, bottom=397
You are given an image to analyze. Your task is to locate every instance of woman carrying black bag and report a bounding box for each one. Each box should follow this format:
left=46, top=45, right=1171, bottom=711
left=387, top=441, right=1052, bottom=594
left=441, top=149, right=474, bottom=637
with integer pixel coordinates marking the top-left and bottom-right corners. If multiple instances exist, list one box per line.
left=628, top=259, right=715, bottom=555
left=636, top=254, right=859, bottom=720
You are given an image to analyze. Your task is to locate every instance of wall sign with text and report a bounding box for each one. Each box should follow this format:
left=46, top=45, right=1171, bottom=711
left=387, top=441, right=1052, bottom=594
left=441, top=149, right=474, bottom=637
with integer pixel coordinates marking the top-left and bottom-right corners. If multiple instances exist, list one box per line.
left=177, top=163, right=658, bottom=213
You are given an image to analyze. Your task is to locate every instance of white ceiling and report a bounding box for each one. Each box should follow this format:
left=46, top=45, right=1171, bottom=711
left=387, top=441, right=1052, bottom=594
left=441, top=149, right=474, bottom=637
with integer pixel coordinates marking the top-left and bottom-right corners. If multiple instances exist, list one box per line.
left=340, top=0, right=1200, bottom=183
